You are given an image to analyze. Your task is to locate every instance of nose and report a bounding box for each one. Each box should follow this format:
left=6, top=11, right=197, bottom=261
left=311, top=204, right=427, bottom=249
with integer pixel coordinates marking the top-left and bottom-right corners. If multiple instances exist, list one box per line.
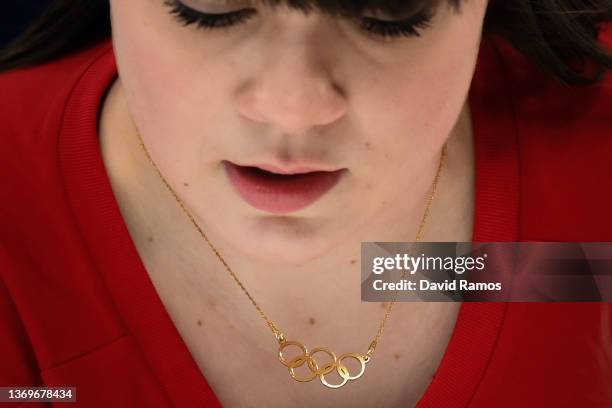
left=235, top=38, right=347, bottom=135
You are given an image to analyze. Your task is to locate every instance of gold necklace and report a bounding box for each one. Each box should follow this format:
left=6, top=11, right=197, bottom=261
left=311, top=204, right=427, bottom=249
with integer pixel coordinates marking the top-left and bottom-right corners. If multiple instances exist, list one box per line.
left=135, top=129, right=447, bottom=389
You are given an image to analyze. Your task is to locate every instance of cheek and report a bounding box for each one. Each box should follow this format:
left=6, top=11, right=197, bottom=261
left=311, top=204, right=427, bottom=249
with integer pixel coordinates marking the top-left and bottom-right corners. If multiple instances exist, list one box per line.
left=364, top=4, right=485, bottom=146
left=110, top=1, right=231, bottom=141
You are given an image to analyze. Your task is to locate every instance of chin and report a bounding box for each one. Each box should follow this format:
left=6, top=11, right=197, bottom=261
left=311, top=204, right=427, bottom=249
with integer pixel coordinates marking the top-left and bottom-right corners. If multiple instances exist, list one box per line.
left=232, top=215, right=340, bottom=265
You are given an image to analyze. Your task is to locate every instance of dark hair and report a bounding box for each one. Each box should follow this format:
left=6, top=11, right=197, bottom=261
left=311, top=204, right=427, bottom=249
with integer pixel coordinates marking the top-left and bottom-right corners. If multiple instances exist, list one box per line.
left=1, top=0, right=612, bottom=85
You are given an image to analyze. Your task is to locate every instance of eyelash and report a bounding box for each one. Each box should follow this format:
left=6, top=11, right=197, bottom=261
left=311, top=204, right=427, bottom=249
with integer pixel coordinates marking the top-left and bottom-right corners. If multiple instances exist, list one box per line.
left=164, top=0, right=434, bottom=39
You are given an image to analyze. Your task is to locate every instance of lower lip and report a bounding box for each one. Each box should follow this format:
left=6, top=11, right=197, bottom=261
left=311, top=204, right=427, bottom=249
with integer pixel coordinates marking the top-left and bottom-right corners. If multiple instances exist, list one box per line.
left=223, top=161, right=345, bottom=214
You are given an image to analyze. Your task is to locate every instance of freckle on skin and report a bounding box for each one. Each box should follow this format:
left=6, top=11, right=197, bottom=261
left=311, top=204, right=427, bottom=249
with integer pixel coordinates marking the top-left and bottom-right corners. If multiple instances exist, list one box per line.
left=394, top=353, right=400, bottom=360
left=197, top=320, right=202, bottom=327
left=147, top=236, right=154, bottom=243
left=309, top=317, right=316, bottom=325
left=350, top=259, right=357, bottom=265
left=183, top=182, right=190, bottom=187
left=365, top=141, right=371, bottom=149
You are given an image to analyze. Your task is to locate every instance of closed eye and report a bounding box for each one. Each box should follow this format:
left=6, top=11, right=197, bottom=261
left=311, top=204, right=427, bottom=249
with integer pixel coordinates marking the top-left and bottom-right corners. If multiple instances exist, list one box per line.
left=164, top=0, right=435, bottom=39
left=164, top=0, right=256, bottom=30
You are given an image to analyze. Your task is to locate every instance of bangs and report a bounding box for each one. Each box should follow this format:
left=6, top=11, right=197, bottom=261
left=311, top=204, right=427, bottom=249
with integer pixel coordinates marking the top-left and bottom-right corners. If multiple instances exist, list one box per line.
left=243, top=0, right=463, bottom=18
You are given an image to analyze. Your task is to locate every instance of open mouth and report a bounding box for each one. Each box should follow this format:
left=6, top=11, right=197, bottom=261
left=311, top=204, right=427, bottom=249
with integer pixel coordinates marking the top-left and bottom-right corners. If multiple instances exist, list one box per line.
left=244, top=166, right=318, bottom=178
left=222, top=161, right=345, bottom=214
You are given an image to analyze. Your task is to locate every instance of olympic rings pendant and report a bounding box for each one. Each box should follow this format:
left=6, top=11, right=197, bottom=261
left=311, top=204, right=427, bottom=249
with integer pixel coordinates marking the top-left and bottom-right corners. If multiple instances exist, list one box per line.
left=278, top=339, right=370, bottom=389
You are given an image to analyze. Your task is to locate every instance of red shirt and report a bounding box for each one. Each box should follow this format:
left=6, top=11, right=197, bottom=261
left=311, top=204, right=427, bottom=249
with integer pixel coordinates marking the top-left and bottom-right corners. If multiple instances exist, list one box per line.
left=1, top=29, right=612, bottom=407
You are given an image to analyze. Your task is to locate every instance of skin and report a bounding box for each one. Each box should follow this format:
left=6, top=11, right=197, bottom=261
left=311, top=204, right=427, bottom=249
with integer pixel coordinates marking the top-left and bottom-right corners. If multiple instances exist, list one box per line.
left=107, top=0, right=487, bottom=263
left=100, top=0, right=488, bottom=406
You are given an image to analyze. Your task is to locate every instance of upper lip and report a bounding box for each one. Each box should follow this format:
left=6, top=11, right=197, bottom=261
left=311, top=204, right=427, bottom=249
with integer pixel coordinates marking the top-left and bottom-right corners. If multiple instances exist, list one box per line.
left=227, top=160, right=342, bottom=175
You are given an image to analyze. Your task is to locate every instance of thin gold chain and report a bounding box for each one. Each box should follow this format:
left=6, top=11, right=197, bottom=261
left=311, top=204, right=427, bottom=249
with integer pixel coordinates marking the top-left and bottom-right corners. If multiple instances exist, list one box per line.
left=134, top=129, right=446, bottom=361
left=366, top=143, right=446, bottom=357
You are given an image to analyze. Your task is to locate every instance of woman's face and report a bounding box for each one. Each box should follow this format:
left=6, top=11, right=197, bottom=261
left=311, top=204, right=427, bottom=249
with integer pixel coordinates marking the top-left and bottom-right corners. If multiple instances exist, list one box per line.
left=109, top=0, right=488, bottom=264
